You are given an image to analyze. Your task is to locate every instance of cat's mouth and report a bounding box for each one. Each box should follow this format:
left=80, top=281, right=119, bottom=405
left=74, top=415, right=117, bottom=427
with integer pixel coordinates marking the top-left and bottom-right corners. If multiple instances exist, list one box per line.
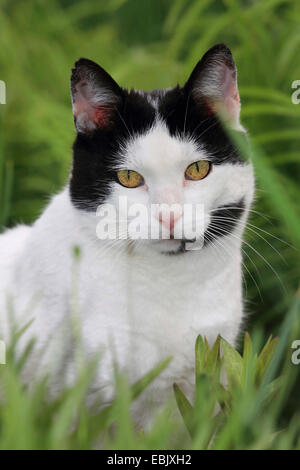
left=154, top=238, right=197, bottom=255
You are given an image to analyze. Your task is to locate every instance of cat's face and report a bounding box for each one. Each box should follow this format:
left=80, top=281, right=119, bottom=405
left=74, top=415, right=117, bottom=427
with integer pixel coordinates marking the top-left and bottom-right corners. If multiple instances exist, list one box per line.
left=70, top=44, right=254, bottom=254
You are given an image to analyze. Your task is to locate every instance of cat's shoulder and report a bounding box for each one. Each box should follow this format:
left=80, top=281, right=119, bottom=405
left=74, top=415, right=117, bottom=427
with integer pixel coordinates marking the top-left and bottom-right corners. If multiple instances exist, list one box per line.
left=0, top=224, right=32, bottom=288
left=0, top=224, right=32, bottom=255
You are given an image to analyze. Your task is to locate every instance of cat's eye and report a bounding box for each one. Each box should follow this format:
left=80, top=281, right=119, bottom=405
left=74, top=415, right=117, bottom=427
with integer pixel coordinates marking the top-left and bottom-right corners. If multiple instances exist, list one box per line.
left=117, top=169, right=144, bottom=188
left=185, top=160, right=211, bottom=181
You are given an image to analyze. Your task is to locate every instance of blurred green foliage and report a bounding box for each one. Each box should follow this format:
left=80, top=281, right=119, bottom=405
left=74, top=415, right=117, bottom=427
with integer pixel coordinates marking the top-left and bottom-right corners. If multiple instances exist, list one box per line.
left=0, top=0, right=299, bottom=449
left=1, top=312, right=299, bottom=449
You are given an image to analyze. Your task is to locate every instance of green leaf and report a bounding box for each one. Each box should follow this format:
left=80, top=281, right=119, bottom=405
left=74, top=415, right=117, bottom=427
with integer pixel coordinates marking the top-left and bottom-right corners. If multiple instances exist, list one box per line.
left=173, top=383, right=194, bottom=437
left=257, top=336, right=279, bottom=380
left=206, top=335, right=221, bottom=375
left=195, top=334, right=206, bottom=377
left=221, top=338, right=243, bottom=390
left=243, top=332, right=253, bottom=361
left=132, top=356, right=172, bottom=400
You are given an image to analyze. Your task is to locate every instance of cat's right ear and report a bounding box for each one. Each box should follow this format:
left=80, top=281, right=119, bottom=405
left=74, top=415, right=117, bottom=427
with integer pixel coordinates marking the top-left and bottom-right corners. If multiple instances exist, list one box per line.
left=185, top=44, right=243, bottom=131
left=70, top=58, right=123, bottom=133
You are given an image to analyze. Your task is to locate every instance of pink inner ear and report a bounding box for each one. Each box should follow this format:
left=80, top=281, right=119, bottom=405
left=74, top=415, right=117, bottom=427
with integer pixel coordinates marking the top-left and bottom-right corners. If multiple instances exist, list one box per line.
left=204, top=99, right=213, bottom=116
left=73, top=100, right=111, bottom=131
left=72, top=80, right=112, bottom=131
left=94, top=106, right=111, bottom=127
left=218, top=66, right=241, bottom=125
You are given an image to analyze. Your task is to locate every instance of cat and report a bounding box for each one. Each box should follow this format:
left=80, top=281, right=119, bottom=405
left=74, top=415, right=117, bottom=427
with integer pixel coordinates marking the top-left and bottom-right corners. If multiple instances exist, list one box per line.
left=0, top=44, right=255, bottom=429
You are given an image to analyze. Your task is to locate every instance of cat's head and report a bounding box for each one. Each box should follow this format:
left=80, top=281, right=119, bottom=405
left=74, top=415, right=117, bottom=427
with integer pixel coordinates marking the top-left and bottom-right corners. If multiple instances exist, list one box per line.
left=70, top=44, right=254, bottom=255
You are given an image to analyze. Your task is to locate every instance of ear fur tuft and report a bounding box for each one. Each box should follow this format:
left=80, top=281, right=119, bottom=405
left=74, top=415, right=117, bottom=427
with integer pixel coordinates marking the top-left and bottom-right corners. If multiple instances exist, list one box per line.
left=70, top=58, right=122, bottom=133
left=185, top=44, right=243, bottom=131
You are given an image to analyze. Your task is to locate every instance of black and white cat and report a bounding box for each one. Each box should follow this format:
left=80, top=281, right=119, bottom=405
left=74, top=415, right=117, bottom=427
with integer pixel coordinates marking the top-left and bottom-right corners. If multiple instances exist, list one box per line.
left=0, top=44, right=254, bottom=428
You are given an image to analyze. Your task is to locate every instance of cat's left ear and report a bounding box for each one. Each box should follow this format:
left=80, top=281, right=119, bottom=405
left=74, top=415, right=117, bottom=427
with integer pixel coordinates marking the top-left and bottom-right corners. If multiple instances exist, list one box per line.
left=70, top=58, right=123, bottom=133
left=185, top=44, right=243, bottom=131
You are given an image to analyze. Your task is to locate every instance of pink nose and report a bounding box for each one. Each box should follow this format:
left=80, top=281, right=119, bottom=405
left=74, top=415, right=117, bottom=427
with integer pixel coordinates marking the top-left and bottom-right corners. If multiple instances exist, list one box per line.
left=158, top=211, right=182, bottom=231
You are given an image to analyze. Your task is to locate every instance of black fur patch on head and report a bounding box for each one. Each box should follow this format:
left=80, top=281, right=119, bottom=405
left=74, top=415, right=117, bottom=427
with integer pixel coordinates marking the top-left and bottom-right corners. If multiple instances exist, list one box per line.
left=70, top=89, right=156, bottom=211
left=157, top=87, right=242, bottom=165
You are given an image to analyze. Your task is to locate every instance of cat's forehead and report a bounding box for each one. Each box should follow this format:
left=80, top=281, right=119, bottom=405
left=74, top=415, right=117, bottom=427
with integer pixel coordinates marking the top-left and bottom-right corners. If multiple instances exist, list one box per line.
left=120, top=87, right=212, bottom=173
left=120, top=86, right=243, bottom=168
left=122, top=120, right=209, bottom=173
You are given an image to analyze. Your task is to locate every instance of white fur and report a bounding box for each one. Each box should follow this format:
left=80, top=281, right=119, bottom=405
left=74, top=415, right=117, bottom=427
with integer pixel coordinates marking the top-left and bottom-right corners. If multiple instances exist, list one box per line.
left=0, top=121, right=254, bottom=429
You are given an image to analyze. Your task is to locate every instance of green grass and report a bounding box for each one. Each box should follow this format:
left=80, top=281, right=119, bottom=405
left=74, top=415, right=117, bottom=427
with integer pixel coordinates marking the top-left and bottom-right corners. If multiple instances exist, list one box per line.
left=0, top=300, right=299, bottom=450
left=0, top=0, right=299, bottom=449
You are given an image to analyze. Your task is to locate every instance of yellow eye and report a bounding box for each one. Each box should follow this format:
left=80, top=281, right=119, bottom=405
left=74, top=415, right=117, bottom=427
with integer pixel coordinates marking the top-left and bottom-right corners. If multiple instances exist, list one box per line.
left=185, top=160, right=211, bottom=181
left=117, top=169, right=144, bottom=188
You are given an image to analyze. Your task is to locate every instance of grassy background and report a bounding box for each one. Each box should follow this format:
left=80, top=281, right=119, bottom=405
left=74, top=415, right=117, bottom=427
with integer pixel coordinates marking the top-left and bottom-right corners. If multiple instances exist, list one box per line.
left=0, top=0, right=299, bottom=449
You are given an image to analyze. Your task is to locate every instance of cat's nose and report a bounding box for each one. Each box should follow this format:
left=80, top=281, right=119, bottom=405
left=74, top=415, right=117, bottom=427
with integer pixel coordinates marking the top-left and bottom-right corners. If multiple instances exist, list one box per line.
left=158, top=210, right=182, bottom=231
